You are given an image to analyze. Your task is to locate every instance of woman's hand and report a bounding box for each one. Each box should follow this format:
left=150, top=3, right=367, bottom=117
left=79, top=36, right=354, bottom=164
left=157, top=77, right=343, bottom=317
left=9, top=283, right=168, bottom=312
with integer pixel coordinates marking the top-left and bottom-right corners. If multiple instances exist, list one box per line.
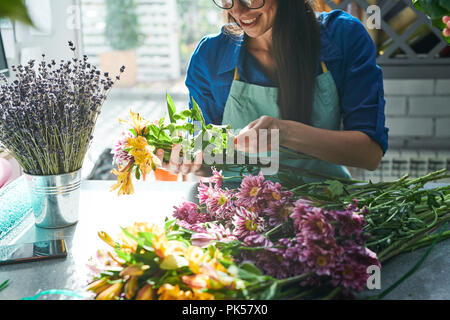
left=235, top=116, right=283, bottom=153
left=156, top=144, right=211, bottom=176
left=444, top=16, right=450, bottom=37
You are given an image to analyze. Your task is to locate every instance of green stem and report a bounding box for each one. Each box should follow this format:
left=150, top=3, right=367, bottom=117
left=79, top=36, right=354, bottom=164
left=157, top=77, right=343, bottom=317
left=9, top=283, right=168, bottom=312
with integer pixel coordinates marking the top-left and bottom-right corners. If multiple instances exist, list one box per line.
left=322, top=286, right=343, bottom=300
left=371, top=222, right=448, bottom=300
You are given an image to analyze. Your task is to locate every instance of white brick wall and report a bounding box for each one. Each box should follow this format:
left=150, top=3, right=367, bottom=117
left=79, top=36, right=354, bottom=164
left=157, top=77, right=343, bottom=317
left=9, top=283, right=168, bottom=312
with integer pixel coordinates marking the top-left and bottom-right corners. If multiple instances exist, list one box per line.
left=383, top=79, right=450, bottom=147
left=351, top=78, right=450, bottom=182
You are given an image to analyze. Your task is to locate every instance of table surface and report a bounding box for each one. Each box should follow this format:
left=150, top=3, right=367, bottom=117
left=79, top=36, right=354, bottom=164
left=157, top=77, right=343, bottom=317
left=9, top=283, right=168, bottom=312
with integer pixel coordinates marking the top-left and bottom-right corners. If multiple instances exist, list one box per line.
left=0, top=180, right=449, bottom=300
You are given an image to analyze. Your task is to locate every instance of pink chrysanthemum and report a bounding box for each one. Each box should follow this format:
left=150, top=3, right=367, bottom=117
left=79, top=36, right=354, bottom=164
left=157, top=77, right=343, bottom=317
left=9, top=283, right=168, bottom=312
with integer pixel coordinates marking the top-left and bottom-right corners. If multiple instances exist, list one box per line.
left=111, top=132, right=134, bottom=167
left=176, top=220, right=207, bottom=233
left=296, top=236, right=343, bottom=276
left=330, top=242, right=380, bottom=292
left=232, top=207, right=265, bottom=239
left=334, top=210, right=366, bottom=238
left=291, top=200, right=335, bottom=242
left=209, top=167, right=224, bottom=189
left=173, top=201, right=209, bottom=225
left=197, top=180, right=235, bottom=220
left=261, top=180, right=292, bottom=205
left=235, top=172, right=266, bottom=210
left=191, top=223, right=237, bottom=247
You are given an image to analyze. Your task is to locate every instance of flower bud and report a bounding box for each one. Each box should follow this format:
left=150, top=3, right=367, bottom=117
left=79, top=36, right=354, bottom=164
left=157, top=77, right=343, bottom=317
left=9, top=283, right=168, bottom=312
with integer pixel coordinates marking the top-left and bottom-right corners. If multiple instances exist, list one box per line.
left=86, top=278, right=109, bottom=294
left=96, top=282, right=123, bottom=300
left=136, top=284, right=153, bottom=300
left=124, top=276, right=139, bottom=300
left=98, top=231, right=117, bottom=248
left=119, top=265, right=144, bottom=277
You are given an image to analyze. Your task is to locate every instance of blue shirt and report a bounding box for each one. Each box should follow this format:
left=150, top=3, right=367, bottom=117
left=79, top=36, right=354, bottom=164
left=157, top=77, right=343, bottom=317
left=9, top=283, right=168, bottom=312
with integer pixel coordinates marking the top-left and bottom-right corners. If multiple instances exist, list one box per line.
left=185, top=10, right=389, bottom=154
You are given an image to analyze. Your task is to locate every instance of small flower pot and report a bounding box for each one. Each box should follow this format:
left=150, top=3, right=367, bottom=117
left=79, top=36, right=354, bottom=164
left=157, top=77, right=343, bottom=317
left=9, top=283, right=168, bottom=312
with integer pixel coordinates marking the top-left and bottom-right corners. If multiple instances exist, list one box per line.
left=154, top=168, right=179, bottom=181
left=25, top=169, right=81, bottom=229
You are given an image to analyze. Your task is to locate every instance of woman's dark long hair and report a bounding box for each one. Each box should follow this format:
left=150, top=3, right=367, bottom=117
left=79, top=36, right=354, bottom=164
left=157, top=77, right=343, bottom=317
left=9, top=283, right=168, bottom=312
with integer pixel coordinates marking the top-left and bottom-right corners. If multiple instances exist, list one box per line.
left=225, top=0, right=321, bottom=125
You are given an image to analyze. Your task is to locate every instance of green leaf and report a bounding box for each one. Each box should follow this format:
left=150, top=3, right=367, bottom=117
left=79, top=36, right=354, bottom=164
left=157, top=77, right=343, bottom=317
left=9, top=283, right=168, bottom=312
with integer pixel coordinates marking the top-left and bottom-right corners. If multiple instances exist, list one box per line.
left=135, top=166, right=141, bottom=180
left=166, top=93, right=177, bottom=123
left=114, top=248, right=132, bottom=263
left=260, top=282, right=278, bottom=300
left=129, top=128, right=137, bottom=137
left=138, top=232, right=156, bottom=247
left=180, top=109, right=192, bottom=118
left=440, top=0, right=450, bottom=11
left=239, top=262, right=263, bottom=276
left=325, top=180, right=344, bottom=199
left=418, top=0, right=448, bottom=19
left=191, top=98, right=206, bottom=130
left=159, top=117, right=165, bottom=128
left=0, top=279, right=9, bottom=292
left=0, top=0, right=33, bottom=25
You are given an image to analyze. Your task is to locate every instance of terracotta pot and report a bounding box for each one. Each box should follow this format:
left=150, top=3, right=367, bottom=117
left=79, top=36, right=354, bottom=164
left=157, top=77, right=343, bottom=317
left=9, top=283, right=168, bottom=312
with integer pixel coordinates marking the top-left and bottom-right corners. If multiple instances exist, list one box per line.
left=154, top=168, right=179, bottom=181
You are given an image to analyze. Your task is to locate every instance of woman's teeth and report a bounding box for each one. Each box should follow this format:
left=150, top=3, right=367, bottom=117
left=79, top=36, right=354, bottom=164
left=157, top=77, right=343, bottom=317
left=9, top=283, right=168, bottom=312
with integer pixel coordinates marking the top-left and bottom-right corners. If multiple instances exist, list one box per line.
left=242, top=18, right=256, bottom=24
left=241, top=17, right=257, bottom=25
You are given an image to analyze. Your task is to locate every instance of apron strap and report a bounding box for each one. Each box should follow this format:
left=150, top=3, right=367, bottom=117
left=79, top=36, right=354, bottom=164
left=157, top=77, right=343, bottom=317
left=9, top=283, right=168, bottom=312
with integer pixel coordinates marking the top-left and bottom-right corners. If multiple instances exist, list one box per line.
left=321, top=61, right=328, bottom=74
left=234, top=67, right=240, bottom=81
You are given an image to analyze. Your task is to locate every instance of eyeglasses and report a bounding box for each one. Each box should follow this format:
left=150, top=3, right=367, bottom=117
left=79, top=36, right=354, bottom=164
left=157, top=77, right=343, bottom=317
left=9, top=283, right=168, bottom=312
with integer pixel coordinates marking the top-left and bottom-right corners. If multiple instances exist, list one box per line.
left=212, top=0, right=265, bottom=10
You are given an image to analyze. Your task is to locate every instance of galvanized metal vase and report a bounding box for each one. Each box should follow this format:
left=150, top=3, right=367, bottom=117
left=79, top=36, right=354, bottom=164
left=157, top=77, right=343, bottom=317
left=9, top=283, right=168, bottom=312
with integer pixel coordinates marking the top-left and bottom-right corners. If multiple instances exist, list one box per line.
left=25, top=169, right=81, bottom=229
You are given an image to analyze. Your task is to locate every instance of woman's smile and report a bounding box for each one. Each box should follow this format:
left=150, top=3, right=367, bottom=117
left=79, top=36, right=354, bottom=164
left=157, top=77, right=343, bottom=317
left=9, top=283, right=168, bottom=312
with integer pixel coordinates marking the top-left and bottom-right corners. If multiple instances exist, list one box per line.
left=239, top=14, right=261, bottom=28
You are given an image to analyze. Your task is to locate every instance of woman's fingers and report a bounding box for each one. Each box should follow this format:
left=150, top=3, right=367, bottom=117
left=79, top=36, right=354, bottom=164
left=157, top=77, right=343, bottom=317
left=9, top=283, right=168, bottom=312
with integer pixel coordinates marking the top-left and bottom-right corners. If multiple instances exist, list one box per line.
left=191, top=151, right=204, bottom=173
left=168, top=144, right=182, bottom=173
left=156, top=148, right=164, bottom=163
left=156, top=148, right=170, bottom=170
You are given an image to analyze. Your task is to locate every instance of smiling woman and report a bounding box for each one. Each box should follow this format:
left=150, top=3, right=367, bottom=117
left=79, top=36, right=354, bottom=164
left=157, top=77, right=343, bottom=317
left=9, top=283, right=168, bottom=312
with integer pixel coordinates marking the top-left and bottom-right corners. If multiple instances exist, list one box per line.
left=157, top=0, right=388, bottom=183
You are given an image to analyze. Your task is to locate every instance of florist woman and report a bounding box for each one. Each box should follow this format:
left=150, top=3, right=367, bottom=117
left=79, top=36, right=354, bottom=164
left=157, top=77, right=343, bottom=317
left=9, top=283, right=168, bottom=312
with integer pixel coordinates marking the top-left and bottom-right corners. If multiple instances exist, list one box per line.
left=157, top=0, right=389, bottom=181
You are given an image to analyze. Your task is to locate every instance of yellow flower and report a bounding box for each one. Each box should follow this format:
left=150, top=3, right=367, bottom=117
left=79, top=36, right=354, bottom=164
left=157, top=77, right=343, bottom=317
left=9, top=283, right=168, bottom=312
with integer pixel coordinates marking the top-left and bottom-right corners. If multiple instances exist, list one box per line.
left=119, top=109, right=150, bottom=136
left=185, top=246, right=209, bottom=274
left=126, top=136, right=149, bottom=151
left=126, top=136, right=162, bottom=179
left=157, top=284, right=190, bottom=300
left=110, top=168, right=134, bottom=196
left=157, top=284, right=214, bottom=300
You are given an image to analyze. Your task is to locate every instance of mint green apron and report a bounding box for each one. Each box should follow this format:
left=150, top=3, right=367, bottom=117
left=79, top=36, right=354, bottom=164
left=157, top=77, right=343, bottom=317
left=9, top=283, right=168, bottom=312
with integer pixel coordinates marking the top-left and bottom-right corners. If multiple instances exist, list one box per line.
left=221, top=61, right=351, bottom=183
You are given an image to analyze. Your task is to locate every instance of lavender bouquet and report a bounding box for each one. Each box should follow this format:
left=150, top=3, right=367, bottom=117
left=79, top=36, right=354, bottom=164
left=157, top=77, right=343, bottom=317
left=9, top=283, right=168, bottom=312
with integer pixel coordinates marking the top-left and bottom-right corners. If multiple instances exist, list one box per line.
left=0, top=42, right=124, bottom=175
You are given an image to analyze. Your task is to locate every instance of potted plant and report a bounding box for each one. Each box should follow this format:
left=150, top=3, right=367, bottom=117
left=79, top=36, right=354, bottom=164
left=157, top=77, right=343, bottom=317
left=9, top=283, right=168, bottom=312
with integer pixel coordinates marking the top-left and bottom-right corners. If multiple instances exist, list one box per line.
left=99, top=0, right=143, bottom=87
left=0, top=42, right=124, bottom=228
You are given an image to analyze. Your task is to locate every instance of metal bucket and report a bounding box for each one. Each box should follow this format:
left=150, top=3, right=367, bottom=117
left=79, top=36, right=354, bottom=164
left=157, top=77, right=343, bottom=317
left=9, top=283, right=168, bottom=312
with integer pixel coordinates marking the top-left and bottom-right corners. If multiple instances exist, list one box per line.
left=25, top=169, right=81, bottom=229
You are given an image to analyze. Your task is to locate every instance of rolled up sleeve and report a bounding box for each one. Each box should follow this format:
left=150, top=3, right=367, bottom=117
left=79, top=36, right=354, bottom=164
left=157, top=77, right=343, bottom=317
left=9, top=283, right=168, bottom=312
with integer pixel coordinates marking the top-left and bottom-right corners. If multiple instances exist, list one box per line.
left=339, top=19, right=389, bottom=155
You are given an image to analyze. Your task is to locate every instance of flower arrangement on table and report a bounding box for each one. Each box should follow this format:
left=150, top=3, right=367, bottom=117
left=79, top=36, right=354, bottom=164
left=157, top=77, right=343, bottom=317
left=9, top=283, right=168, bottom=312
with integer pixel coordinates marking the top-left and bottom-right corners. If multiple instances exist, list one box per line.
left=0, top=42, right=124, bottom=175
left=88, top=167, right=450, bottom=300
left=110, top=94, right=320, bottom=196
